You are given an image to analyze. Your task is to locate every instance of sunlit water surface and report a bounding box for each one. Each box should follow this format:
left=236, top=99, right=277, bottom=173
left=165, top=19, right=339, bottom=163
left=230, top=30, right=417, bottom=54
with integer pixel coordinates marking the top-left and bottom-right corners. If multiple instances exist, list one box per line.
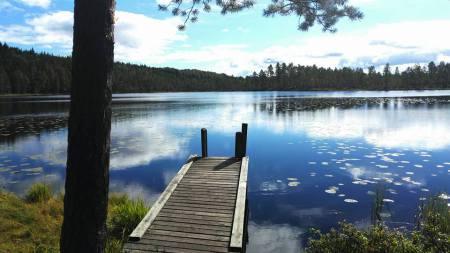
left=1, top=91, right=450, bottom=252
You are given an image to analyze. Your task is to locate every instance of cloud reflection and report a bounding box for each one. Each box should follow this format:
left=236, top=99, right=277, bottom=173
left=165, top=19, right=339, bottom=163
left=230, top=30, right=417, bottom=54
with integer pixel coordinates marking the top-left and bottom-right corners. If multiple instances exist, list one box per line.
left=247, top=222, right=303, bottom=253
left=109, top=119, right=190, bottom=169
left=3, top=118, right=192, bottom=170
left=252, top=100, right=450, bottom=150
left=153, top=94, right=450, bottom=151
left=109, top=180, right=159, bottom=203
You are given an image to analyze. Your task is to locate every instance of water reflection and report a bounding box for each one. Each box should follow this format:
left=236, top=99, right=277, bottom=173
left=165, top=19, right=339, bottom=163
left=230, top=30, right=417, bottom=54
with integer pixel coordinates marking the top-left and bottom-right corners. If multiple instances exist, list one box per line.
left=247, top=222, right=303, bottom=253
left=1, top=91, right=450, bottom=252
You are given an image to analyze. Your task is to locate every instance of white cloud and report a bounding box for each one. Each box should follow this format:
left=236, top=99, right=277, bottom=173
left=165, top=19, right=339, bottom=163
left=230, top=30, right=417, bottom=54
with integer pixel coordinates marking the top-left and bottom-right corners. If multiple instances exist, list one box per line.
left=166, top=20, right=450, bottom=75
left=165, top=44, right=260, bottom=75
left=0, top=10, right=185, bottom=62
left=0, top=0, right=23, bottom=12
left=0, top=11, right=73, bottom=48
left=1, top=8, right=449, bottom=76
left=16, top=0, right=51, bottom=8
left=155, top=0, right=172, bottom=5
left=114, top=11, right=186, bottom=64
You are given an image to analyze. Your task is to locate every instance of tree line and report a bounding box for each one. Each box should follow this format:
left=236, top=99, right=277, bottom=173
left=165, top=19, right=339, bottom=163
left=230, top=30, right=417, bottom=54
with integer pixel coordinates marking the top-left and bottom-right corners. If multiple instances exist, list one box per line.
left=1, top=42, right=449, bottom=94
left=249, top=62, right=450, bottom=91
left=0, top=43, right=246, bottom=94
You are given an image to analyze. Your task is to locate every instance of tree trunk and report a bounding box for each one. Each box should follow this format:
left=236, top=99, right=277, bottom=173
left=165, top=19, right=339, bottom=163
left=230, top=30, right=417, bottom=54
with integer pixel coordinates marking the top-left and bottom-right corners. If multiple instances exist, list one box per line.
left=61, top=0, right=115, bottom=252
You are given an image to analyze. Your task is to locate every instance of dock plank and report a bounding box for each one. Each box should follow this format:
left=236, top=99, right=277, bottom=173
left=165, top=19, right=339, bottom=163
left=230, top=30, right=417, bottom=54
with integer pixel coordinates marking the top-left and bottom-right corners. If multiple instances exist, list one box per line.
left=124, top=156, right=248, bottom=253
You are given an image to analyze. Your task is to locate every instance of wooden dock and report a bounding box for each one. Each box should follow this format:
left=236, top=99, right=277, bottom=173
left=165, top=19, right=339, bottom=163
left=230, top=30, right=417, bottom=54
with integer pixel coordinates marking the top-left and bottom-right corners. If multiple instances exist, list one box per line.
left=124, top=124, right=249, bottom=253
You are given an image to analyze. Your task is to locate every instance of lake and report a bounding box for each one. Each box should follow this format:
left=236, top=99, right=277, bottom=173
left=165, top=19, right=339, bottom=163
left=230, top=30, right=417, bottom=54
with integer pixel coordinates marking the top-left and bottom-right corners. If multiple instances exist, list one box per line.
left=1, top=90, right=450, bottom=252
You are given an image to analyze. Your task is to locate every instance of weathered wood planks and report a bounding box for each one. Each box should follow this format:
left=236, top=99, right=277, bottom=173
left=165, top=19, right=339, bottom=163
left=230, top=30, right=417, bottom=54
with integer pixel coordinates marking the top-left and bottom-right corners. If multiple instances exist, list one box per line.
left=229, top=156, right=249, bottom=250
left=124, top=156, right=249, bottom=253
left=128, top=155, right=197, bottom=240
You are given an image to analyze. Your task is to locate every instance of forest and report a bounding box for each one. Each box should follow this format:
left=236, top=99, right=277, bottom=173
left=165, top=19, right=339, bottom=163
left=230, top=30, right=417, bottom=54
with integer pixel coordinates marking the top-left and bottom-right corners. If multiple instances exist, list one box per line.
left=0, top=42, right=449, bottom=94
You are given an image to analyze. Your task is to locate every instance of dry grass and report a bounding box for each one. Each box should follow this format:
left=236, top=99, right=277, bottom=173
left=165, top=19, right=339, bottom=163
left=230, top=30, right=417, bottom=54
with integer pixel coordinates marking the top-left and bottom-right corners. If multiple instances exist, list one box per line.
left=0, top=191, right=63, bottom=252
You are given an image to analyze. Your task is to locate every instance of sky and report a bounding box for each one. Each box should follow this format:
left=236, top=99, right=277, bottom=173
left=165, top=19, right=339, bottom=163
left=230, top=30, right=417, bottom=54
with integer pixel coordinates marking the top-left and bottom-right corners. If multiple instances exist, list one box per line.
left=0, top=0, right=450, bottom=76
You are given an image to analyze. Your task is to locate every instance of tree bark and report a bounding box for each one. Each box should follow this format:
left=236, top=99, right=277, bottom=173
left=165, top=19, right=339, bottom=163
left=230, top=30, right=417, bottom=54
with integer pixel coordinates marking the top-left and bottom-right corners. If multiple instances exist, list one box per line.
left=61, top=0, right=115, bottom=252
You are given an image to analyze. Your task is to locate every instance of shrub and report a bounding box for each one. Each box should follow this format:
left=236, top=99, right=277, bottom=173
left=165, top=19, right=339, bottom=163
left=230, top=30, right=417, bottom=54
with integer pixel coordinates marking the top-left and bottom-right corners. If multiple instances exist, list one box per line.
left=25, top=183, right=52, bottom=203
left=105, top=238, right=124, bottom=253
left=413, top=196, right=450, bottom=252
left=306, top=222, right=421, bottom=253
left=107, top=195, right=149, bottom=241
left=306, top=194, right=450, bottom=253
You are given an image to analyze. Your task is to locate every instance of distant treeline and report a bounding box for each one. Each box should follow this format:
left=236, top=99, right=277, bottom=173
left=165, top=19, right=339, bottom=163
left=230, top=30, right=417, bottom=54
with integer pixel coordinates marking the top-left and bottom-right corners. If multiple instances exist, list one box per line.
left=250, top=61, right=450, bottom=91
left=0, top=43, right=246, bottom=94
left=0, top=42, right=449, bottom=94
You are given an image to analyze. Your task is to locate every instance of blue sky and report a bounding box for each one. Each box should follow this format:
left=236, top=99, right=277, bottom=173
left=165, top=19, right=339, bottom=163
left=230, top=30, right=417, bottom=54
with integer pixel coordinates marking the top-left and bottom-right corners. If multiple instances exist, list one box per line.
left=1, top=0, right=450, bottom=75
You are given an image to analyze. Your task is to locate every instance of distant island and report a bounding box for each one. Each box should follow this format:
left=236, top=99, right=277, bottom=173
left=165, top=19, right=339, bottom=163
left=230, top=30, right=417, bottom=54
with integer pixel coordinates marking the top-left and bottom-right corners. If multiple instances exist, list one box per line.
left=0, top=42, right=449, bottom=94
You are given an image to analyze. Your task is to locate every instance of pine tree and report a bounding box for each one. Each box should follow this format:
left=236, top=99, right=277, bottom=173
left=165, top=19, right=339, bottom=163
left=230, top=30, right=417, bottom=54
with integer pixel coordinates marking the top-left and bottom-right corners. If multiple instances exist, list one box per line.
left=267, top=64, right=274, bottom=77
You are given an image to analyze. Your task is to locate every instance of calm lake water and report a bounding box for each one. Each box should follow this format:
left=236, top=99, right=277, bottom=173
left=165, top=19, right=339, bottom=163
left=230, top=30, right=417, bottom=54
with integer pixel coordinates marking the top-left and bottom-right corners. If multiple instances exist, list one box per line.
left=1, top=90, right=450, bottom=252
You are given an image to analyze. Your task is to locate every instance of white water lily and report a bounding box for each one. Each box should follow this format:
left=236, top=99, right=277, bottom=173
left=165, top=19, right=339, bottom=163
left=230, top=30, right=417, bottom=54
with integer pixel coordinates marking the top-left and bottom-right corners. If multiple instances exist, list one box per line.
left=438, top=193, right=450, bottom=200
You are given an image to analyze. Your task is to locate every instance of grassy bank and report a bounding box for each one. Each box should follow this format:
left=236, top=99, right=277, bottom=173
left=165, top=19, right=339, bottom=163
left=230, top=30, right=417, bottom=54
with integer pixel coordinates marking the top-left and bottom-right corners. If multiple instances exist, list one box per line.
left=0, top=183, right=149, bottom=253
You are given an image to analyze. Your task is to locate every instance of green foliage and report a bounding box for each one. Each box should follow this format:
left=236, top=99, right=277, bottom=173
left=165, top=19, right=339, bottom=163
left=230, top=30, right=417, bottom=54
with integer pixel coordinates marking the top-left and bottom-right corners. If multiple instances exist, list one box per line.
left=0, top=43, right=247, bottom=94
left=107, top=194, right=149, bottom=243
left=252, top=61, right=450, bottom=91
left=25, top=183, right=52, bottom=203
left=105, top=238, right=124, bottom=253
left=307, top=223, right=421, bottom=253
left=263, top=0, right=363, bottom=32
left=413, top=196, right=450, bottom=253
left=159, top=0, right=362, bottom=32
left=307, top=197, right=450, bottom=253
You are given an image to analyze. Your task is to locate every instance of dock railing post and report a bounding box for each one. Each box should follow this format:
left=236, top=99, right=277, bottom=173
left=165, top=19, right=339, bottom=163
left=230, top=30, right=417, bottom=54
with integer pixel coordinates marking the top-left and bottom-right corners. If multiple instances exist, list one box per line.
left=201, top=128, right=208, bottom=157
left=241, top=123, right=248, bottom=156
left=235, top=132, right=243, bottom=158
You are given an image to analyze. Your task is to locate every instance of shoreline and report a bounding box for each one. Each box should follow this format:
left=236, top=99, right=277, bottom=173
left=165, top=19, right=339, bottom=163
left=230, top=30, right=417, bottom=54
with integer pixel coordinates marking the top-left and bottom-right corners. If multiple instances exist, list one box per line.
left=1, top=88, right=450, bottom=97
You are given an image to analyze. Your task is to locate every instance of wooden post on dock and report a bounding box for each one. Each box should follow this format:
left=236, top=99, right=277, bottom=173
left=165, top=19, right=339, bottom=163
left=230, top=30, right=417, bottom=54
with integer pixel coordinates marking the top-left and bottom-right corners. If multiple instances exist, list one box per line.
left=235, top=132, right=243, bottom=158
left=241, top=123, right=248, bottom=156
left=201, top=128, right=208, bottom=157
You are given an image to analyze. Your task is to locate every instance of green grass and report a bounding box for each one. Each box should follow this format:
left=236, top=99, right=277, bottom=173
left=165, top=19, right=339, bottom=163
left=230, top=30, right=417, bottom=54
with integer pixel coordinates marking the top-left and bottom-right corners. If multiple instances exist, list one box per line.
left=0, top=184, right=149, bottom=253
left=107, top=194, right=149, bottom=248
left=25, top=183, right=52, bottom=203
